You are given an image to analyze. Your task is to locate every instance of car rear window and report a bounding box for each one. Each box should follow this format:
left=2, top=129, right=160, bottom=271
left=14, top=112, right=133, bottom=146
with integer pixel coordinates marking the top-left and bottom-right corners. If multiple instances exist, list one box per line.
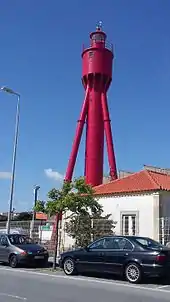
left=8, top=235, right=33, bottom=245
left=134, top=237, right=163, bottom=248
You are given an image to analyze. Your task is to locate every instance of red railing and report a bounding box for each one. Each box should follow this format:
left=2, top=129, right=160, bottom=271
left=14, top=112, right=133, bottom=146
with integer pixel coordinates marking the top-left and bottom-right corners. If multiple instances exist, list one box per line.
left=82, top=40, right=113, bottom=53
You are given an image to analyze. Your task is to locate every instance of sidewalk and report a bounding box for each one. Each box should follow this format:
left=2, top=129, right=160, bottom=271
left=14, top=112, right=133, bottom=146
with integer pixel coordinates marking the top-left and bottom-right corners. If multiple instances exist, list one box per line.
left=48, top=256, right=59, bottom=266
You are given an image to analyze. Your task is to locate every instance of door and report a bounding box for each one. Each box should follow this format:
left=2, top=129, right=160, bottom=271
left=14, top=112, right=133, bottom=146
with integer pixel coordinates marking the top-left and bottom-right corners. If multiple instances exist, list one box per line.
left=76, top=238, right=106, bottom=273
left=0, top=235, right=10, bottom=262
left=103, top=237, right=134, bottom=275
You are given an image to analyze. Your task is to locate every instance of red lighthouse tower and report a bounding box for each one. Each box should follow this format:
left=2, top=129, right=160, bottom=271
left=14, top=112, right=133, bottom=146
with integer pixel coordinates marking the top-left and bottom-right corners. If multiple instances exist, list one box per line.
left=65, top=23, right=117, bottom=186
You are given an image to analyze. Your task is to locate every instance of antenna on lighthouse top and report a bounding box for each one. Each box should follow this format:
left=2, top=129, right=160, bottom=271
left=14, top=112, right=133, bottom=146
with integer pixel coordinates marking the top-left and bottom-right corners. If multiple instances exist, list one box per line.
left=96, top=21, right=103, bottom=31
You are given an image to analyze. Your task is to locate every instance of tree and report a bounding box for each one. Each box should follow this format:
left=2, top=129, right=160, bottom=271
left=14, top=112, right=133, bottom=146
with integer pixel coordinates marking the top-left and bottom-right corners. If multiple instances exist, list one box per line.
left=34, top=177, right=102, bottom=268
left=65, top=213, right=116, bottom=248
left=13, top=212, right=32, bottom=221
left=92, top=213, right=116, bottom=240
left=65, top=213, right=91, bottom=247
left=34, top=200, right=46, bottom=213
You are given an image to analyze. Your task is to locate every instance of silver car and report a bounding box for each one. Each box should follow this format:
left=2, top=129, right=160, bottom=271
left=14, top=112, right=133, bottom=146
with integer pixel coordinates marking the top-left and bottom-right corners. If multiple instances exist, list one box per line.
left=0, top=233, right=49, bottom=268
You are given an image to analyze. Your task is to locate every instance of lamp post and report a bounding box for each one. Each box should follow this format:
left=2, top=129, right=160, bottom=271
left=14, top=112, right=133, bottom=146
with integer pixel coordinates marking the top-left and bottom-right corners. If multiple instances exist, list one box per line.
left=30, top=185, right=40, bottom=239
left=0, top=86, right=20, bottom=234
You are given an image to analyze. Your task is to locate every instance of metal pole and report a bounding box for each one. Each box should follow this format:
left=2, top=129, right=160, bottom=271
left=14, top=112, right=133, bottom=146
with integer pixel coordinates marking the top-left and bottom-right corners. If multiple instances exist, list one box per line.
left=33, top=187, right=38, bottom=221
left=6, top=95, right=20, bottom=234
left=30, top=185, right=40, bottom=239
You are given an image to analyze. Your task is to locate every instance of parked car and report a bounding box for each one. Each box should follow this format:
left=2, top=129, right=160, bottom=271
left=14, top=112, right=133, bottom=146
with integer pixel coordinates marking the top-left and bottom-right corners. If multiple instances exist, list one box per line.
left=59, top=235, right=170, bottom=283
left=0, top=233, right=49, bottom=268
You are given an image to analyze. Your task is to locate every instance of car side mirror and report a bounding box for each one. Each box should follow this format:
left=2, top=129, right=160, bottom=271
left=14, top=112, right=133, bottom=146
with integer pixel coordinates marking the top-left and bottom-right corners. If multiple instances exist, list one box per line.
left=84, top=246, right=89, bottom=252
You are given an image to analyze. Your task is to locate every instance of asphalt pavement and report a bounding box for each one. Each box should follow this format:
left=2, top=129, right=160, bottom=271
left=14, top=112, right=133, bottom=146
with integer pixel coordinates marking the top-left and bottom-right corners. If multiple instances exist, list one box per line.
left=0, top=266, right=170, bottom=301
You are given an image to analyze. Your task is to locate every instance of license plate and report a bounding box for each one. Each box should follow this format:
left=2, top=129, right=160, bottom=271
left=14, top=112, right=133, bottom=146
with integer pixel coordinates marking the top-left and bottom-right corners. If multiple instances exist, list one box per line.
left=34, top=256, right=44, bottom=259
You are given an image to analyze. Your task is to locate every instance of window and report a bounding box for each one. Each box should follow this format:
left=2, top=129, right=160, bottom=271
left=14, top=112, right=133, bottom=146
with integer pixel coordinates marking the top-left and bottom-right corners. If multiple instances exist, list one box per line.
left=134, top=237, right=163, bottom=249
left=89, top=237, right=133, bottom=250
left=89, top=238, right=118, bottom=249
left=0, top=235, right=8, bottom=246
left=124, top=216, right=129, bottom=235
left=117, top=238, right=133, bottom=250
left=135, top=238, right=148, bottom=246
left=89, top=238, right=105, bottom=249
left=89, top=51, right=94, bottom=58
left=8, top=235, right=33, bottom=245
left=91, top=33, right=105, bottom=42
left=132, top=216, right=136, bottom=235
left=103, top=238, right=118, bottom=249
left=122, top=214, right=137, bottom=236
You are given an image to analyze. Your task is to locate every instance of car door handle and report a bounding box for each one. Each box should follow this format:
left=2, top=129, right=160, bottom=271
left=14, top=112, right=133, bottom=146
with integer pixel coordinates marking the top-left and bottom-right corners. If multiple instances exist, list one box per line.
left=124, top=253, right=129, bottom=256
left=99, top=252, right=104, bottom=256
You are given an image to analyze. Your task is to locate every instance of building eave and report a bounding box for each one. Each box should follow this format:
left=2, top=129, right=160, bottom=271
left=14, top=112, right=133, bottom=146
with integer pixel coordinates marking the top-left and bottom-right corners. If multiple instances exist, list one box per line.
left=94, top=188, right=170, bottom=198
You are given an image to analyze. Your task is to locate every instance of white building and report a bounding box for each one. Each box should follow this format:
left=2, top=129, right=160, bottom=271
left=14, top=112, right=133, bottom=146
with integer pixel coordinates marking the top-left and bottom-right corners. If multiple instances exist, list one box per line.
left=58, top=165, right=170, bottom=250
left=94, top=166, right=170, bottom=244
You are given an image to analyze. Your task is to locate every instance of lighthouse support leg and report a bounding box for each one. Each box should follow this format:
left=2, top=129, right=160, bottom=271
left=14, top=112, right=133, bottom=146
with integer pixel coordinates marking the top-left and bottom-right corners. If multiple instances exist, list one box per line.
left=65, top=87, right=89, bottom=182
left=101, top=92, right=117, bottom=180
left=85, top=88, right=104, bottom=186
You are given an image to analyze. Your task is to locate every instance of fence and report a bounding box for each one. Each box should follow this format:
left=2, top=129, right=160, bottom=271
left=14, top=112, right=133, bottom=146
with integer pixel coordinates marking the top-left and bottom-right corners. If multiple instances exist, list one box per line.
left=1, top=217, right=170, bottom=255
left=0, top=217, right=117, bottom=255
left=159, top=217, right=170, bottom=245
left=62, top=216, right=117, bottom=251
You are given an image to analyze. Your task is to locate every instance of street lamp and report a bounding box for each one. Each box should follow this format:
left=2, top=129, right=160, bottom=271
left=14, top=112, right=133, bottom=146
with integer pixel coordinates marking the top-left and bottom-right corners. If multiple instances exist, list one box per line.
left=33, top=185, right=40, bottom=216
left=30, top=185, right=40, bottom=239
left=0, top=86, right=20, bottom=234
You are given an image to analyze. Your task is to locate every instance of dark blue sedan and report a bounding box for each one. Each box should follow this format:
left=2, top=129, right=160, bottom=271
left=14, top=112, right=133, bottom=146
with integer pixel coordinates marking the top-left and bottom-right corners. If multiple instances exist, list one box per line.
left=59, top=235, right=170, bottom=283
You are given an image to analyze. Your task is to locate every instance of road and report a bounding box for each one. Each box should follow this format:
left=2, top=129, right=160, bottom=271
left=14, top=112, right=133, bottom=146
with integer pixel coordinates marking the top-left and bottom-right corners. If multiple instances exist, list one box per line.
left=0, top=267, right=170, bottom=301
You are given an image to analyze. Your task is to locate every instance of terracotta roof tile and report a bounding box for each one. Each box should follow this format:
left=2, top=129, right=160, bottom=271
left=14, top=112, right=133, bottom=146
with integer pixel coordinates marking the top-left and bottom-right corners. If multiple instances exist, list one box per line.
left=94, top=170, right=170, bottom=195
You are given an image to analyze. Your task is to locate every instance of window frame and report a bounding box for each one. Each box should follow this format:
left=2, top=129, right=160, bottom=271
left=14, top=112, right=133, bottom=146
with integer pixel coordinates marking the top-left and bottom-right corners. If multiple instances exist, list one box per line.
left=88, top=236, right=134, bottom=251
left=134, top=237, right=163, bottom=249
left=120, top=211, right=139, bottom=236
left=88, top=238, right=105, bottom=250
left=116, top=237, right=134, bottom=251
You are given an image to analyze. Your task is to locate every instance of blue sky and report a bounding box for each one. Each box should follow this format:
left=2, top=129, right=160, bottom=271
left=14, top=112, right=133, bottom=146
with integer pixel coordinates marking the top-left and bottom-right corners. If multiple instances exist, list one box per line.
left=0, top=0, right=169, bottom=211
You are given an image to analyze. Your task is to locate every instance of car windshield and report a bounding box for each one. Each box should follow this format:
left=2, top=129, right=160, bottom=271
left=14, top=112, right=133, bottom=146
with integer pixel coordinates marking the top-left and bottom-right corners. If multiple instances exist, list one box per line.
left=8, top=234, right=33, bottom=245
left=134, top=237, right=164, bottom=249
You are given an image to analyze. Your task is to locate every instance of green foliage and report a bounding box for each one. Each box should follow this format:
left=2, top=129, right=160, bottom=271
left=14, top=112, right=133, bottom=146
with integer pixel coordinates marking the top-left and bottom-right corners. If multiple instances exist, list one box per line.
left=92, top=213, right=115, bottom=240
left=34, top=200, right=46, bottom=213
left=34, top=177, right=102, bottom=269
left=65, top=213, right=91, bottom=247
left=34, top=177, right=102, bottom=217
left=34, top=177, right=116, bottom=265
left=13, top=212, right=32, bottom=221
left=65, top=212, right=116, bottom=247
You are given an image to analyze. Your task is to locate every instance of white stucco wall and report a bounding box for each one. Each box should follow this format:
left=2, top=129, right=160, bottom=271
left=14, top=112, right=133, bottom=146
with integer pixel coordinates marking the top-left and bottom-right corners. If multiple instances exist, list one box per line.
left=61, top=192, right=161, bottom=250
left=98, top=193, right=155, bottom=238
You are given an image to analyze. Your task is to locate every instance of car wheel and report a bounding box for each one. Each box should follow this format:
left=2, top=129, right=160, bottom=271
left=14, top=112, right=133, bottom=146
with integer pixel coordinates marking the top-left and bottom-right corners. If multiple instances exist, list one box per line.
left=9, top=255, right=18, bottom=268
left=63, top=257, right=77, bottom=276
left=125, top=262, right=142, bottom=284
